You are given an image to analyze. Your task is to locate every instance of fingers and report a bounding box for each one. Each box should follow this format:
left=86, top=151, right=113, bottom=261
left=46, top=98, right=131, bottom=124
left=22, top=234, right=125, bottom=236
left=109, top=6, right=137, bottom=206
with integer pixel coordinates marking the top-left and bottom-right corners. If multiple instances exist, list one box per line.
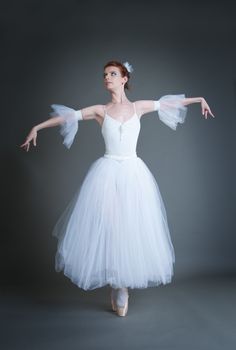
left=202, top=109, right=208, bottom=118
left=202, top=108, right=215, bottom=119
left=20, top=143, right=27, bottom=149
left=209, top=110, right=215, bottom=118
left=205, top=109, right=215, bottom=118
left=201, top=98, right=215, bottom=119
left=20, top=140, right=31, bottom=151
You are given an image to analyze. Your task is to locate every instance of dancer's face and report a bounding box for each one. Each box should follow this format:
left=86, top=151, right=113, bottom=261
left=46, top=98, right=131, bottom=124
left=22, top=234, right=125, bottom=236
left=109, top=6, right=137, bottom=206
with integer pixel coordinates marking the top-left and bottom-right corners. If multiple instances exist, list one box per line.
left=103, top=66, right=127, bottom=91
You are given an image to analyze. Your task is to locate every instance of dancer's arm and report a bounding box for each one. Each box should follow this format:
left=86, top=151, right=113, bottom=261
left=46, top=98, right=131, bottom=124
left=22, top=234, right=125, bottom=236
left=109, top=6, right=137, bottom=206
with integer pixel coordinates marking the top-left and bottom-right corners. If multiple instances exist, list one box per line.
left=20, top=104, right=103, bottom=152
left=136, top=96, right=215, bottom=130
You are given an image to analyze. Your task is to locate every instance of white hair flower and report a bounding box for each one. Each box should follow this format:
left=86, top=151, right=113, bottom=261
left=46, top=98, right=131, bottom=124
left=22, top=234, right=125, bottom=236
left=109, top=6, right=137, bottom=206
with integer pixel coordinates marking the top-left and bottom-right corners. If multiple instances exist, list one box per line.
left=123, top=61, right=134, bottom=73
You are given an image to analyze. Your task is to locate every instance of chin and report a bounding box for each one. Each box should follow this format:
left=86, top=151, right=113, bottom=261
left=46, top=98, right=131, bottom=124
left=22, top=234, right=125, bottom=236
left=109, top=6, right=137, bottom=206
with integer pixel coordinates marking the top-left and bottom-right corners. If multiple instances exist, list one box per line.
left=105, top=86, right=113, bottom=91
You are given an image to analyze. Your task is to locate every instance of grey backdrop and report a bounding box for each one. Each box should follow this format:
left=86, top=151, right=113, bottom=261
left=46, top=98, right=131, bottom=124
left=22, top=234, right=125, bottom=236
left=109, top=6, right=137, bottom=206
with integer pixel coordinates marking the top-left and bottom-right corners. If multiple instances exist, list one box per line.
left=3, top=0, right=235, bottom=291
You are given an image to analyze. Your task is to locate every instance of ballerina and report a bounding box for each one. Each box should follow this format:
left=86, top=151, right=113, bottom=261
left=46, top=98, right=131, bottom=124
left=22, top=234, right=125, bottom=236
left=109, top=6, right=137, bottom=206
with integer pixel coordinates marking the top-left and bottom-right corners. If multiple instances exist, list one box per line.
left=20, top=60, right=215, bottom=317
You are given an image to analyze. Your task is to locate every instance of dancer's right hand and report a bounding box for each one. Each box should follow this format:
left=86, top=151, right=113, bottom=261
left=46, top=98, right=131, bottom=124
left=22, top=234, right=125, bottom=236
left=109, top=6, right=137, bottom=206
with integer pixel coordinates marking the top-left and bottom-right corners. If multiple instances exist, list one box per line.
left=20, top=127, right=38, bottom=152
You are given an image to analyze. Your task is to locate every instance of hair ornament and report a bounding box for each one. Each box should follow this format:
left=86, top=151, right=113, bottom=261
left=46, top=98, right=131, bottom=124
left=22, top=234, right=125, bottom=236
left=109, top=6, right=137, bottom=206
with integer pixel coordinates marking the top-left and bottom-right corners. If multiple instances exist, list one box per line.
left=123, top=61, right=134, bottom=73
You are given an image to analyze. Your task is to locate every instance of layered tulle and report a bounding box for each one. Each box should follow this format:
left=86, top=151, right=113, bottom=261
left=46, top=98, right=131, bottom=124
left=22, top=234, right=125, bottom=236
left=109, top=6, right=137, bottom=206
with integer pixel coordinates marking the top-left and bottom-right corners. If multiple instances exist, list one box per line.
left=155, top=94, right=188, bottom=130
left=49, top=95, right=187, bottom=290
left=52, top=156, right=175, bottom=290
left=49, top=104, right=82, bottom=149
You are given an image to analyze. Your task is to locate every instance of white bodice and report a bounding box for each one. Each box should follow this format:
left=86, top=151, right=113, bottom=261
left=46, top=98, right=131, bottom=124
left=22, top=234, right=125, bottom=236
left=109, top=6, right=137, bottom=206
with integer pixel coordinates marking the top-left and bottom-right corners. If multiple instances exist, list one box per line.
left=101, top=108, right=140, bottom=160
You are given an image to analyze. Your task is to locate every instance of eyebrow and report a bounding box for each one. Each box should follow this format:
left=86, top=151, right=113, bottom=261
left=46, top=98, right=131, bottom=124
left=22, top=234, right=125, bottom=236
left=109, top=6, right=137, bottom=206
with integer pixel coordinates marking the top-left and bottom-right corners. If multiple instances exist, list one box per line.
left=104, top=71, right=117, bottom=74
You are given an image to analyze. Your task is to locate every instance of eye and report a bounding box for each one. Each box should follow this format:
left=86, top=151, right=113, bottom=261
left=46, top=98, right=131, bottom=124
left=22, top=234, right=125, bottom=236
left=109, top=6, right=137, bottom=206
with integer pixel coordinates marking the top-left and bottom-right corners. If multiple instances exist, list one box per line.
left=103, top=71, right=117, bottom=78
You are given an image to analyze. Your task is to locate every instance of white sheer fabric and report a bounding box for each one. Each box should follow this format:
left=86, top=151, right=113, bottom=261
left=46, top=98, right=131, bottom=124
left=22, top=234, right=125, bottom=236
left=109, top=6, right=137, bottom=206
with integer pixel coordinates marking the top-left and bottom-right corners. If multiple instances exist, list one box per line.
left=50, top=104, right=83, bottom=149
left=154, top=94, right=188, bottom=130
left=49, top=96, right=188, bottom=290
left=49, top=95, right=187, bottom=149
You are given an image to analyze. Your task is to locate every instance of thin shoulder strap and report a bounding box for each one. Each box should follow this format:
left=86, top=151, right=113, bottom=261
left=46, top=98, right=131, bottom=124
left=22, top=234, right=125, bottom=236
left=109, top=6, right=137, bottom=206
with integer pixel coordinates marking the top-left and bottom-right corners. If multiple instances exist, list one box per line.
left=133, top=102, right=137, bottom=115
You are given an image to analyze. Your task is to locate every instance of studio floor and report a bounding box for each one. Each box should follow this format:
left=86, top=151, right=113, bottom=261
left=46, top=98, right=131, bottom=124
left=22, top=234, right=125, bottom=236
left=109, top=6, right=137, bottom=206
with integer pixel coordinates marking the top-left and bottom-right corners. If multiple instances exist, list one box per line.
left=1, top=273, right=236, bottom=350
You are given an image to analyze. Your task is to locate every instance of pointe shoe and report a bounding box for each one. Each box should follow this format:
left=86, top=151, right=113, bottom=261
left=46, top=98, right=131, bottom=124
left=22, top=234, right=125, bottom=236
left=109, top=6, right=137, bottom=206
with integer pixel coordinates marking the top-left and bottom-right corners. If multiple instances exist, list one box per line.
left=116, top=295, right=129, bottom=317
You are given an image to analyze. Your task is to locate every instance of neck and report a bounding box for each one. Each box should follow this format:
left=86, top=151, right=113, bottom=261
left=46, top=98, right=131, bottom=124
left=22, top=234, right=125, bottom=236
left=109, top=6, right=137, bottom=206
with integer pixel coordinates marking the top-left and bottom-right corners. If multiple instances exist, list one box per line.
left=110, top=88, right=129, bottom=104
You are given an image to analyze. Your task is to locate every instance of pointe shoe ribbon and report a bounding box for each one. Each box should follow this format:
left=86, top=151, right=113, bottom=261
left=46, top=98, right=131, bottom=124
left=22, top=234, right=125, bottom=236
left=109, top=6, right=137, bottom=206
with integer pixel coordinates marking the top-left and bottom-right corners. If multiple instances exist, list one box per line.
left=111, top=296, right=117, bottom=312
left=111, top=289, right=117, bottom=312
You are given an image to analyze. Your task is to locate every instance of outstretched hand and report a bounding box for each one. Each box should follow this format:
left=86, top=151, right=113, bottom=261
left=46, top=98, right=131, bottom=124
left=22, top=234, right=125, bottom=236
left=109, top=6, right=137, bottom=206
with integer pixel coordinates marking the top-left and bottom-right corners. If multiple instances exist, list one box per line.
left=201, top=98, right=215, bottom=119
left=20, top=127, right=38, bottom=152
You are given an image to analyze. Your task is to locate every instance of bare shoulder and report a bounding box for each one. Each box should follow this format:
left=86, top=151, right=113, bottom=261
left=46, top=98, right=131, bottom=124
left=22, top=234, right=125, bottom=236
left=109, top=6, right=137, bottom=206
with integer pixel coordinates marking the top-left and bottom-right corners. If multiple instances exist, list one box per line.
left=134, top=100, right=156, bottom=118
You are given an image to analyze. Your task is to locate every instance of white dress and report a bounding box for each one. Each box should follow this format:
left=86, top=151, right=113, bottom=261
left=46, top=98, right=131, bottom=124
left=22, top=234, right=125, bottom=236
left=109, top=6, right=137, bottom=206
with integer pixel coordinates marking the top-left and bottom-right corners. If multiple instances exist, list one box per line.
left=49, top=94, right=188, bottom=290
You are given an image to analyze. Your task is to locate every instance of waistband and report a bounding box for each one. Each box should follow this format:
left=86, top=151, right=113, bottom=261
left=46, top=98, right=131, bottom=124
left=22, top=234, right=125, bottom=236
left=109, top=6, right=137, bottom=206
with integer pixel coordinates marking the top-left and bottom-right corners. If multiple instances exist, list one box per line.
left=103, top=153, right=137, bottom=161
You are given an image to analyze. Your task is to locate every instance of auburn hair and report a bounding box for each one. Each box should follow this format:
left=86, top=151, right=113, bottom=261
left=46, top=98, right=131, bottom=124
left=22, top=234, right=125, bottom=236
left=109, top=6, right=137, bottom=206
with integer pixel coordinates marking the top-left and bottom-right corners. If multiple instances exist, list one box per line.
left=103, top=60, right=131, bottom=90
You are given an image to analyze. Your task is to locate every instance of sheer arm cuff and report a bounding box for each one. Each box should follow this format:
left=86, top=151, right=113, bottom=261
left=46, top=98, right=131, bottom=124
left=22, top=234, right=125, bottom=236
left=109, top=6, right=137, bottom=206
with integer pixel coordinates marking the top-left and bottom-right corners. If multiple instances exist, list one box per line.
left=154, top=94, right=188, bottom=130
left=50, top=104, right=83, bottom=149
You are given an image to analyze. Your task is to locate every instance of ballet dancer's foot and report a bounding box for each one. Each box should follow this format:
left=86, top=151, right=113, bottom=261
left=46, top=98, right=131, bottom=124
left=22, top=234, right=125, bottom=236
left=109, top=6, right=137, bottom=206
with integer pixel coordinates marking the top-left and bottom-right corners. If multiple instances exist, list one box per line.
left=110, top=288, right=117, bottom=312
left=116, top=287, right=129, bottom=317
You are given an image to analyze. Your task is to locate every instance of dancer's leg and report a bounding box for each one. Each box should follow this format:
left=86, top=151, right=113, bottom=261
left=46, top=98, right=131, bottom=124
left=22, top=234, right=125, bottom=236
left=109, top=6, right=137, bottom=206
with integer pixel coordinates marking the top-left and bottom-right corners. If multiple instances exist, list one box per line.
left=111, top=287, right=118, bottom=311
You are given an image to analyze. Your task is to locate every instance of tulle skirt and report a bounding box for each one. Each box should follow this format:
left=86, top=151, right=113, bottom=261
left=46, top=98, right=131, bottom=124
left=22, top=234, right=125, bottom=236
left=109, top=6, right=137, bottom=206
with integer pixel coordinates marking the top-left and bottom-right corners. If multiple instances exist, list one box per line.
left=52, top=155, right=175, bottom=290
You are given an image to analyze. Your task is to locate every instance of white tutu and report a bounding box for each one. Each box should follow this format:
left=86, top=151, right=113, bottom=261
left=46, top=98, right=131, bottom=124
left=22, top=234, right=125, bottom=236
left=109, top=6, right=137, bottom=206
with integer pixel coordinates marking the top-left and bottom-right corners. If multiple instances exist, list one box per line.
left=50, top=95, right=188, bottom=290
left=52, top=155, right=175, bottom=290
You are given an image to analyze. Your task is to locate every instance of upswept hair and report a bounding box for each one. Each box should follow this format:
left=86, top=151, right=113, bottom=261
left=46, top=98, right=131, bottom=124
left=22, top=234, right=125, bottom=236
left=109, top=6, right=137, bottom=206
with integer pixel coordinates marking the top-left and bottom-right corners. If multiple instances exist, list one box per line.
left=104, top=60, right=131, bottom=90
